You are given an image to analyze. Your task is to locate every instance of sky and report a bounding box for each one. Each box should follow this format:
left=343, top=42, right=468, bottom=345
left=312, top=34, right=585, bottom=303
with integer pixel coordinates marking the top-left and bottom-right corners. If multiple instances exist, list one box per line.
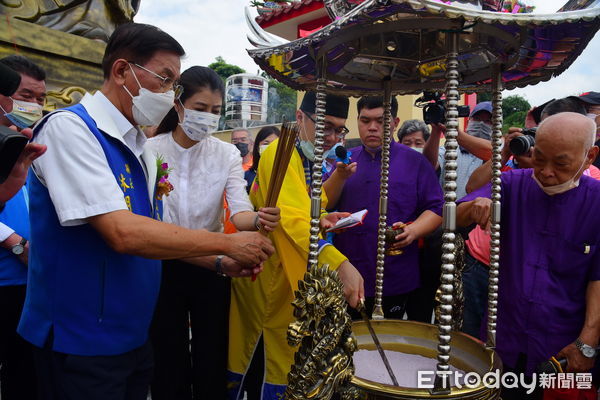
left=135, top=0, right=600, bottom=107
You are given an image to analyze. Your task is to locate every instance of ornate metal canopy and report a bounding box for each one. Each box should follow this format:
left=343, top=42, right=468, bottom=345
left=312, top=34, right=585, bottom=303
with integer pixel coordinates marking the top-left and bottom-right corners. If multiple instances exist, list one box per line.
left=247, top=0, right=600, bottom=96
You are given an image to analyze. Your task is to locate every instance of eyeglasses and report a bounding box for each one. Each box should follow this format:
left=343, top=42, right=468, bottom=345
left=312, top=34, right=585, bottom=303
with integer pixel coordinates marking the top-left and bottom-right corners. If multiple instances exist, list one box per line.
left=128, top=62, right=183, bottom=99
left=303, top=111, right=349, bottom=139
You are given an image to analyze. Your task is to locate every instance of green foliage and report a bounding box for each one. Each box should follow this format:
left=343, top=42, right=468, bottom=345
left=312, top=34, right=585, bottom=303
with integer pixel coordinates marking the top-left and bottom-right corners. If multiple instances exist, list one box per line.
left=208, top=56, right=246, bottom=82
left=502, top=111, right=527, bottom=133
left=267, top=78, right=297, bottom=123
left=502, top=95, right=530, bottom=118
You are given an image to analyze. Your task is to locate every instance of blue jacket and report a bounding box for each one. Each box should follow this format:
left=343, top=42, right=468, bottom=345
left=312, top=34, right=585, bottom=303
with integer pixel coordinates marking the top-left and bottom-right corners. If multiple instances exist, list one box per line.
left=18, top=104, right=161, bottom=356
left=0, top=187, right=29, bottom=286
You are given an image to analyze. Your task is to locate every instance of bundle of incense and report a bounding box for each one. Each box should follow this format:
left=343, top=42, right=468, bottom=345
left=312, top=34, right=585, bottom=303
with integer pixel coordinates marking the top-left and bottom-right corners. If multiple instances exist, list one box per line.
left=252, top=122, right=299, bottom=281
left=259, top=121, right=299, bottom=235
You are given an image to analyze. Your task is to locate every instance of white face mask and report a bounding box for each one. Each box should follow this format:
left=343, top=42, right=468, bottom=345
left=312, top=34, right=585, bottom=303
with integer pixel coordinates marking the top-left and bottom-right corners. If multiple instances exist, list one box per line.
left=531, top=153, right=588, bottom=196
left=298, top=120, right=315, bottom=161
left=410, top=146, right=424, bottom=153
left=179, top=107, right=220, bottom=141
left=123, top=65, right=175, bottom=126
left=259, top=144, right=270, bottom=155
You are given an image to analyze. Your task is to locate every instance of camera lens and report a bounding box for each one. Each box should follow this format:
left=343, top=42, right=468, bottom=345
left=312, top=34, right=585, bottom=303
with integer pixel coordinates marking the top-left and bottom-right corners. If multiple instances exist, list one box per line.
left=510, top=135, right=535, bottom=156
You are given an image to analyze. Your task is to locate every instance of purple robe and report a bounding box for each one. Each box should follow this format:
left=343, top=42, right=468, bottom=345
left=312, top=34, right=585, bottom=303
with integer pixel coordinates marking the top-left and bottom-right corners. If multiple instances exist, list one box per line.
left=329, top=142, right=443, bottom=297
left=460, top=169, right=600, bottom=374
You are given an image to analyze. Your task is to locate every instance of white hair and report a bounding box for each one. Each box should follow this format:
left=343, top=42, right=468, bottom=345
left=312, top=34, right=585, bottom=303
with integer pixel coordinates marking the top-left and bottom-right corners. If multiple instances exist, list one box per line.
left=231, top=127, right=253, bottom=140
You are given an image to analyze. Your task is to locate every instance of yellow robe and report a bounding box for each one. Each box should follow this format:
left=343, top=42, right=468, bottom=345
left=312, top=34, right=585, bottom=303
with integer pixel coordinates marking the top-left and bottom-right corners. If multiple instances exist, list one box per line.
left=227, top=141, right=347, bottom=399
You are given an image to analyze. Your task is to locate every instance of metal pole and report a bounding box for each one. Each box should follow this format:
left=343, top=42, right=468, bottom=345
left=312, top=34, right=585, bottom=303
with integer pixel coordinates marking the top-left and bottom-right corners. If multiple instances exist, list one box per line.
left=432, top=31, right=459, bottom=395
left=487, top=64, right=503, bottom=348
left=372, top=79, right=393, bottom=320
left=307, top=59, right=328, bottom=270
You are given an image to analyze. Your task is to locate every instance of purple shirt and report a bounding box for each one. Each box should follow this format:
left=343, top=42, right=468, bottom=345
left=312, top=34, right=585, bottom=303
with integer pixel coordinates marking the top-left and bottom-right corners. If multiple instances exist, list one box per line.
left=329, top=142, right=443, bottom=297
left=461, top=169, right=600, bottom=374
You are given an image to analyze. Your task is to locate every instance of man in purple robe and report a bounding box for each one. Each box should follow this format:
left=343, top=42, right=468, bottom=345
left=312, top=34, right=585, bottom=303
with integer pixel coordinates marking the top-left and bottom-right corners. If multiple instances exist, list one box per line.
left=457, top=112, right=600, bottom=397
left=325, top=96, right=443, bottom=318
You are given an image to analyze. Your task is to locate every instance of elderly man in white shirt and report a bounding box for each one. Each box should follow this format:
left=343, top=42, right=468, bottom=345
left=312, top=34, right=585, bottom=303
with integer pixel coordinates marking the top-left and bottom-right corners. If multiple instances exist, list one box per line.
left=17, top=23, right=274, bottom=400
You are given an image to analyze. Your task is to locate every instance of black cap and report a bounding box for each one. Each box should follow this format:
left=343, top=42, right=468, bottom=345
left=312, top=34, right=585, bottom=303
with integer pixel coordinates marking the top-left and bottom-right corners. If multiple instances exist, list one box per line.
left=300, top=91, right=349, bottom=119
left=569, top=91, right=600, bottom=105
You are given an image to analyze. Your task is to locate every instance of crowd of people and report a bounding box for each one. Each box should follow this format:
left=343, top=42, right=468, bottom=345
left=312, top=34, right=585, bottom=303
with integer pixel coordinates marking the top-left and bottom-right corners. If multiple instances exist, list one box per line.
left=0, top=21, right=599, bottom=400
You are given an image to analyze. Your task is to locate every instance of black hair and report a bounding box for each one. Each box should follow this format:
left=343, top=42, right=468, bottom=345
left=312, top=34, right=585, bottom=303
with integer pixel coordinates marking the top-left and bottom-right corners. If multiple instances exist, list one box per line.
left=157, top=66, right=225, bottom=134
left=541, top=97, right=587, bottom=119
left=357, top=96, right=399, bottom=118
left=251, top=126, right=281, bottom=171
left=0, top=55, right=46, bottom=81
left=102, top=23, right=185, bottom=79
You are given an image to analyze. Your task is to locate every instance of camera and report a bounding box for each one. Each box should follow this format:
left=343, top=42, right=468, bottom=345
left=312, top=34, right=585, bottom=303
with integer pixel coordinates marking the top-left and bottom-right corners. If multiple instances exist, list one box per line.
left=414, top=92, right=471, bottom=125
left=509, top=127, right=537, bottom=156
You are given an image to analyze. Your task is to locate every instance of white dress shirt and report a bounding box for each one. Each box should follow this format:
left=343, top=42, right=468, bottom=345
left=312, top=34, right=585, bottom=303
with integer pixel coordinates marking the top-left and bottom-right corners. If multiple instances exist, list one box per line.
left=146, top=133, right=254, bottom=232
left=32, top=91, right=156, bottom=227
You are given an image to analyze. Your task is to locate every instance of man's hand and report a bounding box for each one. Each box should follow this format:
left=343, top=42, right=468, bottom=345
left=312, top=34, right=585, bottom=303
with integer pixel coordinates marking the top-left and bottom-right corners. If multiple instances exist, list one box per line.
left=470, top=197, right=492, bottom=231
left=0, top=127, right=47, bottom=202
left=390, top=221, right=417, bottom=248
left=557, top=343, right=596, bottom=373
left=337, top=260, right=364, bottom=308
left=257, top=207, right=280, bottom=232
left=225, top=231, right=275, bottom=266
left=319, top=212, right=350, bottom=231
left=333, top=161, right=357, bottom=180
left=430, top=123, right=446, bottom=136
left=221, top=256, right=263, bottom=278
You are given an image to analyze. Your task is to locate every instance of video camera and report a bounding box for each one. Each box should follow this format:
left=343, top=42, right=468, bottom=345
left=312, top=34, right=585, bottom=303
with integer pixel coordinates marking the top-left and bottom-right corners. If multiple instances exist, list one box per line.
left=414, top=92, right=471, bottom=125
left=509, top=127, right=537, bottom=156
left=0, top=62, right=28, bottom=184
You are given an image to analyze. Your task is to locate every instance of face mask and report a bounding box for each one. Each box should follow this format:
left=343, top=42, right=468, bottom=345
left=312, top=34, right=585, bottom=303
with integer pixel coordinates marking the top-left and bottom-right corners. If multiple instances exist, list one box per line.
left=299, top=140, right=315, bottom=161
left=298, top=120, right=316, bottom=161
left=467, top=120, right=493, bottom=141
left=123, top=65, right=174, bottom=126
left=179, top=108, right=220, bottom=141
left=410, top=146, right=424, bottom=153
left=235, top=142, right=249, bottom=157
left=325, top=143, right=342, bottom=159
left=259, top=144, right=270, bottom=155
left=1, top=98, right=43, bottom=129
left=531, top=153, right=588, bottom=196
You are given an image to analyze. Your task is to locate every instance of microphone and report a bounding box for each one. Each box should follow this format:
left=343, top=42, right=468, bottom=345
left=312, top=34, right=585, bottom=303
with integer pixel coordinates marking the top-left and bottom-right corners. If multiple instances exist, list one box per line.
left=335, top=145, right=351, bottom=164
left=0, top=63, right=21, bottom=97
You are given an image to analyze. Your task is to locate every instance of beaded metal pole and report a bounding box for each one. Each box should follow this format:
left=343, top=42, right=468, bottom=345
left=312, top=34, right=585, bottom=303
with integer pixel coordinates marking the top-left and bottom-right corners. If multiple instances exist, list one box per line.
left=432, top=32, right=459, bottom=395
left=487, top=64, right=503, bottom=348
left=307, top=59, right=328, bottom=270
left=372, top=79, right=392, bottom=320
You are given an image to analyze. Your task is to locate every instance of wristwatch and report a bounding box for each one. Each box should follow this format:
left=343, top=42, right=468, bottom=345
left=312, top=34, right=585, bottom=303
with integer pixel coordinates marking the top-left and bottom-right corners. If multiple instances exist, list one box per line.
left=575, top=338, right=598, bottom=358
left=11, top=237, right=27, bottom=256
left=215, top=255, right=227, bottom=277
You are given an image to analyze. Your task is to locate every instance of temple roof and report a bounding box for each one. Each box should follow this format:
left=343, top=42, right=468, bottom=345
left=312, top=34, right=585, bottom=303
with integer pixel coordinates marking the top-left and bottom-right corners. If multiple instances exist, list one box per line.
left=246, top=0, right=600, bottom=96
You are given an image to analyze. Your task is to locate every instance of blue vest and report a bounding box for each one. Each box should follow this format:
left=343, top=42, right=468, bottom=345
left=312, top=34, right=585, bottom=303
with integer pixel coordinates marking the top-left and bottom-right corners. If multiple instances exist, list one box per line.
left=0, top=187, right=29, bottom=286
left=18, top=104, right=162, bottom=356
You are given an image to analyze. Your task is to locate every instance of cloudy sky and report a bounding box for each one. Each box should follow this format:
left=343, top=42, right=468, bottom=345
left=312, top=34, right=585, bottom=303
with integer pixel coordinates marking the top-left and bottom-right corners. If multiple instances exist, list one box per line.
left=135, top=0, right=599, bottom=106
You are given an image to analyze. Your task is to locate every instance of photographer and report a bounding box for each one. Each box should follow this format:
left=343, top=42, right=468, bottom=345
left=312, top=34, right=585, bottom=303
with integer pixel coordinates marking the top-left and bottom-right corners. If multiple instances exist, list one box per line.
left=422, top=101, right=494, bottom=200
left=0, top=55, right=47, bottom=400
left=457, top=112, right=600, bottom=399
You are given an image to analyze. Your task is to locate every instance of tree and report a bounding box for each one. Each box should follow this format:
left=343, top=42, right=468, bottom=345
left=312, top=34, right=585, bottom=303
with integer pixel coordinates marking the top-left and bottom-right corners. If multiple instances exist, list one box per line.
left=208, top=56, right=245, bottom=82
left=266, top=78, right=296, bottom=124
left=501, top=95, right=530, bottom=119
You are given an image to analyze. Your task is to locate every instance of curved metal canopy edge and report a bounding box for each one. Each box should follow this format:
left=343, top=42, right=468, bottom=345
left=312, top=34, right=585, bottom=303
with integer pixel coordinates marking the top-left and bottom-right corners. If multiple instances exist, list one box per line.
left=247, top=0, right=600, bottom=96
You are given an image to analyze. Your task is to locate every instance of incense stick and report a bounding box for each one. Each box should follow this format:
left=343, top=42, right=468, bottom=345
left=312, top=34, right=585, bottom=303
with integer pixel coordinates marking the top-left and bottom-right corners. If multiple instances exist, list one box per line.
left=252, top=122, right=299, bottom=280
left=260, top=122, right=300, bottom=234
